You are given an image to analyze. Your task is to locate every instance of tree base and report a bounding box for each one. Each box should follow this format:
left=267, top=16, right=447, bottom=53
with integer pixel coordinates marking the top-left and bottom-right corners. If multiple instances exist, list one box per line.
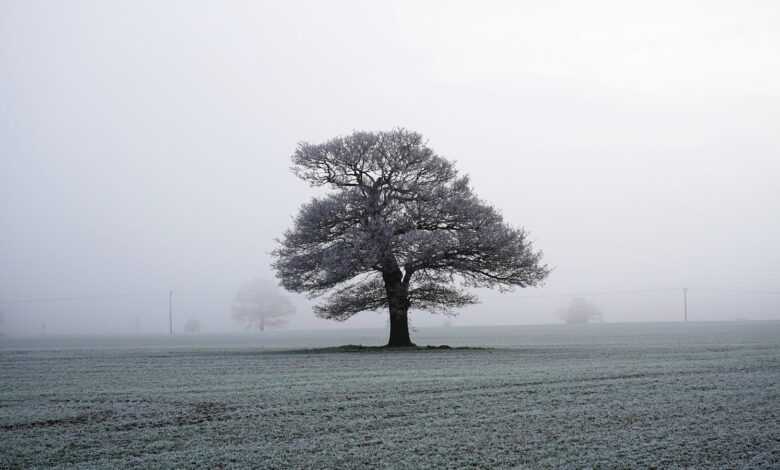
left=312, top=344, right=466, bottom=352
left=387, top=308, right=413, bottom=347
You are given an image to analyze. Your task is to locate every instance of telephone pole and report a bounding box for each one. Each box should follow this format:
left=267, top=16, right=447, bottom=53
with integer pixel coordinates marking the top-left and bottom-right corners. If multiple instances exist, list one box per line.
left=683, top=287, right=688, bottom=322
left=169, top=290, right=173, bottom=336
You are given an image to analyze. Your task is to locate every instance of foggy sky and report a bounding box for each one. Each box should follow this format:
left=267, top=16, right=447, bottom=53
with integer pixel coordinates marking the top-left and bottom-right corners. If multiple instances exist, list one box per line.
left=1, top=1, right=779, bottom=335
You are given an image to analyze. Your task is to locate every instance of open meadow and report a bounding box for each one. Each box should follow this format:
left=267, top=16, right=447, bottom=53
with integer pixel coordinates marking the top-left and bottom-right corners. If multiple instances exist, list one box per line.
left=1, top=321, right=779, bottom=468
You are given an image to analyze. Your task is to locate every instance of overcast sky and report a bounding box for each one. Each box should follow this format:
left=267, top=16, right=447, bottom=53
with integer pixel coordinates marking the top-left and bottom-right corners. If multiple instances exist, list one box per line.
left=1, top=0, right=779, bottom=334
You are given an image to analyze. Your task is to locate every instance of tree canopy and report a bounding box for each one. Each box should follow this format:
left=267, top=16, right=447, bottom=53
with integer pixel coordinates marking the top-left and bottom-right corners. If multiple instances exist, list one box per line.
left=231, top=279, right=295, bottom=331
left=558, top=298, right=603, bottom=324
left=273, top=129, right=548, bottom=345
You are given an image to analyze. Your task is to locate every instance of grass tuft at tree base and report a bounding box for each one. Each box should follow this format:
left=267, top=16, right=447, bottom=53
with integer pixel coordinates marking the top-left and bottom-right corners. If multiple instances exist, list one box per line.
left=292, top=344, right=491, bottom=353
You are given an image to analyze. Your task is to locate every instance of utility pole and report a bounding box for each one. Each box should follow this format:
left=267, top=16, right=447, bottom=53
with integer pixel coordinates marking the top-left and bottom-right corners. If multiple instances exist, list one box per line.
left=683, top=287, right=688, bottom=322
left=169, top=290, right=173, bottom=336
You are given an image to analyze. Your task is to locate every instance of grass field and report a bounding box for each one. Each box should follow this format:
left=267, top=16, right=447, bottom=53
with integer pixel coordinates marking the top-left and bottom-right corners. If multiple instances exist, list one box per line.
left=1, top=322, right=779, bottom=468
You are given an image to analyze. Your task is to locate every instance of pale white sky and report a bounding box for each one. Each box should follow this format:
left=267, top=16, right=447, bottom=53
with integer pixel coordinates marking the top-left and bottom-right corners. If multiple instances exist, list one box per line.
left=1, top=1, right=778, bottom=334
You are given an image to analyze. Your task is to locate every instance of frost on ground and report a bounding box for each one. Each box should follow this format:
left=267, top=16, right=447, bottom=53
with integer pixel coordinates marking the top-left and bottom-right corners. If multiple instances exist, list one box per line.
left=1, top=322, right=779, bottom=469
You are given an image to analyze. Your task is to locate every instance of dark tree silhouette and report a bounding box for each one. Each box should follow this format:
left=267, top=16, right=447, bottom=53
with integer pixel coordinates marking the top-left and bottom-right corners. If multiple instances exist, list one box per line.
left=273, top=129, right=548, bottom=346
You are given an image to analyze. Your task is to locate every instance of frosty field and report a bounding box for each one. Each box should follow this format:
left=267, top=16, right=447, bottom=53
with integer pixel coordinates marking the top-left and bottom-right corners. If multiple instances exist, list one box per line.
left=1, top=322, right=779, bottom=469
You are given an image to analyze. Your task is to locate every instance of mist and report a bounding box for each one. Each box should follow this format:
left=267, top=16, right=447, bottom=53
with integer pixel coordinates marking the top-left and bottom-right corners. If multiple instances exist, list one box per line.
left=1, top=0, right=779, bottom=336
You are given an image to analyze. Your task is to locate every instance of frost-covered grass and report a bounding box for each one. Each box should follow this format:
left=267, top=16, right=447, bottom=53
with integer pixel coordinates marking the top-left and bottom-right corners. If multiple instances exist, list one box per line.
left=1, top=322, right=779, bottom=468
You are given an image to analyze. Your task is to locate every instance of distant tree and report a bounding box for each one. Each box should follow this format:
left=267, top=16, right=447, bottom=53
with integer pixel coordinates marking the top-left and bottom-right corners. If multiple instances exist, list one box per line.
left=558, top=297, right=603, bottom=324
left=273, top=129, right=549, bottom=346
left=183, top=318, right=201, bottom=334
left=231, top=279, right=295, bottom=331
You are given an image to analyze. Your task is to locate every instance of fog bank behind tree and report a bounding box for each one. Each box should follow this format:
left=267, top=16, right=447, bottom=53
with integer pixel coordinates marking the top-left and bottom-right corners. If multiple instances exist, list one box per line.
left=1, top=1, right=779, bottom=335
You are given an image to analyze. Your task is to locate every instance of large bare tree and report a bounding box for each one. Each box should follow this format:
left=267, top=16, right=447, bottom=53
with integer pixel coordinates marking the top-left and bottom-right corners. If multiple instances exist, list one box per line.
left=273, top=129, right=548, bottom=346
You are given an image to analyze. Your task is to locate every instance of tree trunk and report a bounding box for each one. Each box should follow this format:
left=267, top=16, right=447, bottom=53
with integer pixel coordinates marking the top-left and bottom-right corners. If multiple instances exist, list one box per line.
left=387, top=306, right=412, bottom=347
left=384, top=271, right=414, bottom=347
